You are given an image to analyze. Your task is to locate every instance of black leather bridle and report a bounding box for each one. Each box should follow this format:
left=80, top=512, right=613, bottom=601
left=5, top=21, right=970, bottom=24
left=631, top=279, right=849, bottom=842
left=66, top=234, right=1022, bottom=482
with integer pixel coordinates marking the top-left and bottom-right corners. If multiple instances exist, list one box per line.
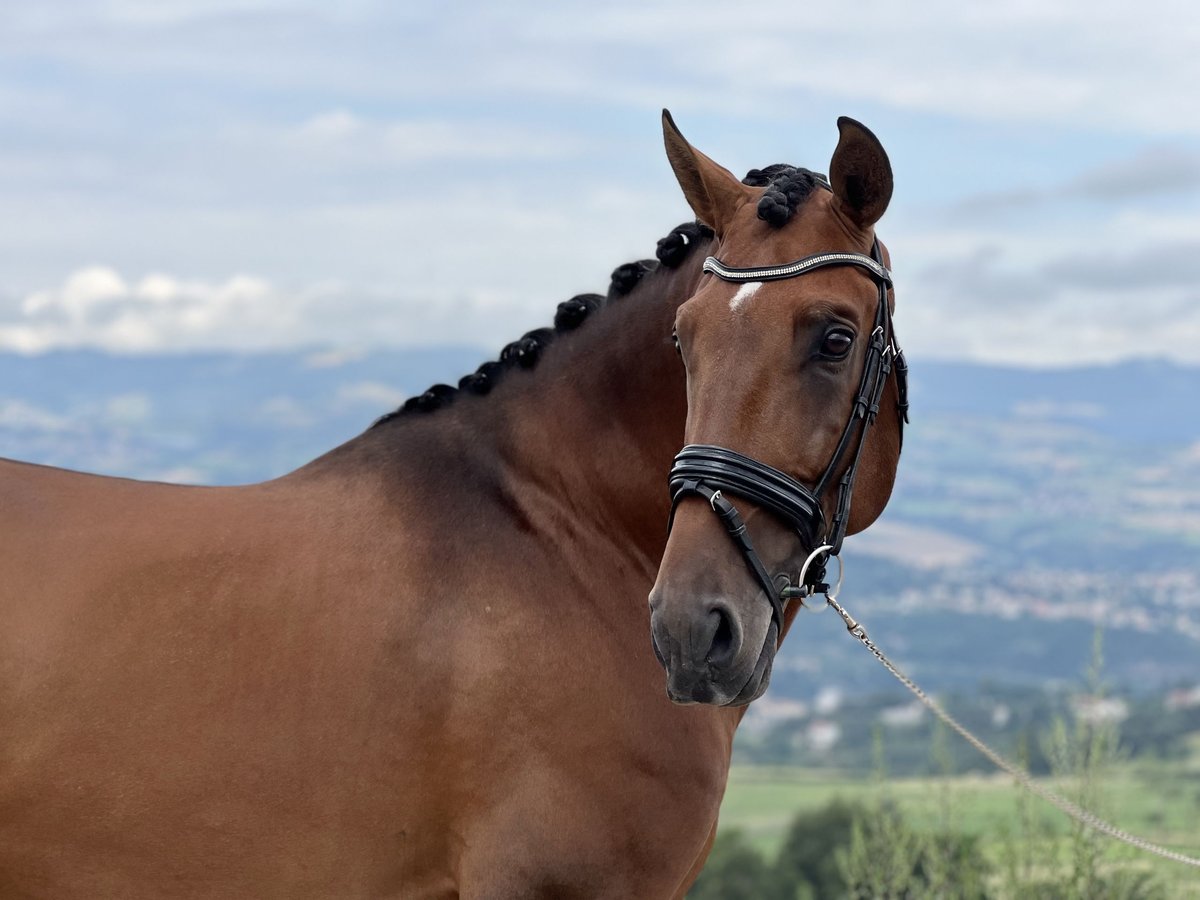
left=667, top=238, right=908, bottom=637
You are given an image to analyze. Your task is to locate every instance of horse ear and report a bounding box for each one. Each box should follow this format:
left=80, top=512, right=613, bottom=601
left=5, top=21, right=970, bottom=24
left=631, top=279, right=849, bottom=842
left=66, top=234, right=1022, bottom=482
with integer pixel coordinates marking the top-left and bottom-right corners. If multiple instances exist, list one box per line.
left=829, top=117, right=893, bottom=230
left=662, top=109, right=753, bottom=235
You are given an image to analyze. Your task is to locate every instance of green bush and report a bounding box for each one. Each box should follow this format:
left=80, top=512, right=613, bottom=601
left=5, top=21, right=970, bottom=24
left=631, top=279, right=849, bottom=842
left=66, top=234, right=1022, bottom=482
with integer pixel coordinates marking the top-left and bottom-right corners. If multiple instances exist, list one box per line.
left=687, top=829, right=775, bottom=900
left=838, top=798, right=990, bottom=899
left=690, top=798, right=990, bottom=899
left=772, top=798, right=860, bottom=897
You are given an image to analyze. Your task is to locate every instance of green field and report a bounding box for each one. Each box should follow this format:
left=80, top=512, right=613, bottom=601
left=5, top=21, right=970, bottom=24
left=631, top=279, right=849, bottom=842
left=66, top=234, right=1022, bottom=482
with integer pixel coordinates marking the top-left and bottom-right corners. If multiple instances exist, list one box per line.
left=716, top=760, right=1200, bottom=896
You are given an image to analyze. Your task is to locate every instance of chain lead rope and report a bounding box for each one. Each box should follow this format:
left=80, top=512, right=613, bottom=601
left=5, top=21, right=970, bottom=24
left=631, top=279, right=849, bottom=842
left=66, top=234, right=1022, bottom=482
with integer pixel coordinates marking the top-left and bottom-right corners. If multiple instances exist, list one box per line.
left=822, top=594, right=1200, bottom=869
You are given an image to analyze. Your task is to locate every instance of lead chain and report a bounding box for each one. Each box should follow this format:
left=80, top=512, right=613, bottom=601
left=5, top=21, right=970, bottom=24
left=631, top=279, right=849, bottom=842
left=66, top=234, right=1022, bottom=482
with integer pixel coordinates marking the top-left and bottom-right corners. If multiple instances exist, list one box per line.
left=823, top=594, right=1200, bottom=869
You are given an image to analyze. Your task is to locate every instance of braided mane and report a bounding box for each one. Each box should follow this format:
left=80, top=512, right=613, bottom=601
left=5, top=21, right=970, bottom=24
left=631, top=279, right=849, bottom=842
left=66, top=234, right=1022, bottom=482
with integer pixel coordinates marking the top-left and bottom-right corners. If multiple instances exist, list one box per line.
left=743, top=164, right=831, bottom=227
left=371, top=220, right=713, bottom=426
left=373, top=163, right=825, bottom=425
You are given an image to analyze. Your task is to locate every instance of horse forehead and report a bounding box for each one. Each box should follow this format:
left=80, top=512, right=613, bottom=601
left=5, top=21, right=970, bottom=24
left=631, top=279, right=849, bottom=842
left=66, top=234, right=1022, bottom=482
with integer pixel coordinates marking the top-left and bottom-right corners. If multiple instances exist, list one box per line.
left=701, top=196, right=878, bottom=321
left=719, top=189, right=850, bottom=263
left=691, top=258, right=875, bottom=332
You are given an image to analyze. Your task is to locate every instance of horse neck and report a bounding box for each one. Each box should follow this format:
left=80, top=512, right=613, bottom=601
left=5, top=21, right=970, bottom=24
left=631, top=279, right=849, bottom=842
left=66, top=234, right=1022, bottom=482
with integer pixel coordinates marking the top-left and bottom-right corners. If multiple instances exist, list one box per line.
left=301, top=236, right=709, bottom=568
left=487, top=249, right=706, bottom=562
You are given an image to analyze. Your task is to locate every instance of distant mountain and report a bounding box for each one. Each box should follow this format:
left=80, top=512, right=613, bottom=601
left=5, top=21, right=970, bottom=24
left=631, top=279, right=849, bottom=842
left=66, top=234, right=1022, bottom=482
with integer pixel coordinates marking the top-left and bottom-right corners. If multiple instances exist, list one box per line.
left=0, top=346, right=481, bottom=483
left=3, top=349, right=1199, bottom=693
left=912, top=358, right=1200, bottom=446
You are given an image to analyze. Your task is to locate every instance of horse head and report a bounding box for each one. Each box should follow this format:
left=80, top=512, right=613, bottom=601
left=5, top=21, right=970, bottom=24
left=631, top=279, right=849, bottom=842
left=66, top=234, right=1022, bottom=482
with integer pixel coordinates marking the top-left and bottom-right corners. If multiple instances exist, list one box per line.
left=648, top=111, right=906, bottom=707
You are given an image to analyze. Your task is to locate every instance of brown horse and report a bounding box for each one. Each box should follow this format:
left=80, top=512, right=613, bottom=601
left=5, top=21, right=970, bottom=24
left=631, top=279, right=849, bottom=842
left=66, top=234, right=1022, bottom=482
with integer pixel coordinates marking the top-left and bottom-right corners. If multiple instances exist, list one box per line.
left=0, top=113, right=903, bottom=897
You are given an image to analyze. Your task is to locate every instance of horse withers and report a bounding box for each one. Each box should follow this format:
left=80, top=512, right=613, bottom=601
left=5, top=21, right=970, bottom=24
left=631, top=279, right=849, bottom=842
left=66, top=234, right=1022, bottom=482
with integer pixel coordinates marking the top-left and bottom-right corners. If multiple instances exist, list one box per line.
left=0, top=113, right=904, bottom=897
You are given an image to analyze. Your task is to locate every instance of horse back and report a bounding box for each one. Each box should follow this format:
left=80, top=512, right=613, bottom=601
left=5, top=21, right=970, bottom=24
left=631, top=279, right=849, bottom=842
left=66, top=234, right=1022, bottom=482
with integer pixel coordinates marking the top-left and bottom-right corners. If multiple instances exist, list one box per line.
left=0, top=460, right=449, bottom=895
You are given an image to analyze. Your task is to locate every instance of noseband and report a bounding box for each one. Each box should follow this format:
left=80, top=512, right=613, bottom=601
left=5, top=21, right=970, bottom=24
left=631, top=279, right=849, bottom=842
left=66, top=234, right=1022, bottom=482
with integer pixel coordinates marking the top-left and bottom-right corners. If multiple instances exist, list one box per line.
left=667, top=239, right=908, bottom=636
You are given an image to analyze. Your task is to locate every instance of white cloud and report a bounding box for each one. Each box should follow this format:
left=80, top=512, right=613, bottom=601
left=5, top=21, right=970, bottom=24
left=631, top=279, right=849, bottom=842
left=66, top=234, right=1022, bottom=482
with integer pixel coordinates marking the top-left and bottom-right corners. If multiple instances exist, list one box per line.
left=899, top=284, right=1200, bottom=367
left=1, top=1, right=1198, bottom=369
left=0, top=400, right=72, bottom=432
left=2, top=269, right=285, bottom=352
left=23, top=267, right=128, bottom=316
left=954, top=145, right=1200, bottom=216
left=105, top=392, right=153, bottom=424
left=303, top=346, right=368, bottom=369
left=6, top=1, right=1197, bottom=135
left=895, top=224, right=1200, bottom=366
left=297, top=110, right=360, bottom=142
left=286, top=112, right=580, bottom=164
left=0, top=265, right=556, bottom=354
left=336, top=380, right=407, bottom=407
left=7, top=183, right=1200, bottom=367
left=484, top=0, right=1200, bottom=134
left=889, top=143, right=1200, bottom=367
left=258, top=396, right=315, bottom=428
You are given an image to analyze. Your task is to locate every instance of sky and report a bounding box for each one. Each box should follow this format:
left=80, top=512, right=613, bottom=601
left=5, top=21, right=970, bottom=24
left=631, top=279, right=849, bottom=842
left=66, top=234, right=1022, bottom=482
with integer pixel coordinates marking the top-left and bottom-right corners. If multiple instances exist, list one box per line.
left=1, top=0, right=1198, bottom=367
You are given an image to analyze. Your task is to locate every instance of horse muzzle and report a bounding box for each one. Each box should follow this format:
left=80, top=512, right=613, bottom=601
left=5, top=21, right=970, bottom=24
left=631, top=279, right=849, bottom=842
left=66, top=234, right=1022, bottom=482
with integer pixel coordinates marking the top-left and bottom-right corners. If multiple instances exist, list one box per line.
left=648, top=592, right=778, bottom=707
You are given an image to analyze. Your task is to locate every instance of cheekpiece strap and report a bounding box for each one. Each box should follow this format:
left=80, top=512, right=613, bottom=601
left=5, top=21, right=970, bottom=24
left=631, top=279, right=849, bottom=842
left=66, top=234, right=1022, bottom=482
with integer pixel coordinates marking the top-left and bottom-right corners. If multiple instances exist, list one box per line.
left=702, top=252, right=892, bottom=285
left=674, top=481, right=787, bottom=634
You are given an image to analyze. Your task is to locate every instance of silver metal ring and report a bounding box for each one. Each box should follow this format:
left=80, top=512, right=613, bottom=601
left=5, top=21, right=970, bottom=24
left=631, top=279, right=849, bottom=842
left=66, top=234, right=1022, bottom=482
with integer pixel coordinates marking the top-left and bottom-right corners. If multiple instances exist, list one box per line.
left=796, top=544, right=833, bottom=606
left=825, top=554, right=845, bottom=602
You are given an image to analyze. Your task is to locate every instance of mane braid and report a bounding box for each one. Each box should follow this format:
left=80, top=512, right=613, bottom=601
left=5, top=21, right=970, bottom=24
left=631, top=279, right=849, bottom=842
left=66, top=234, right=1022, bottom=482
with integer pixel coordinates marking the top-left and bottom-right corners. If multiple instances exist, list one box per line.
left=742, top=164, right=831, bottom=227
left=370, top=220, right=713, bottom=426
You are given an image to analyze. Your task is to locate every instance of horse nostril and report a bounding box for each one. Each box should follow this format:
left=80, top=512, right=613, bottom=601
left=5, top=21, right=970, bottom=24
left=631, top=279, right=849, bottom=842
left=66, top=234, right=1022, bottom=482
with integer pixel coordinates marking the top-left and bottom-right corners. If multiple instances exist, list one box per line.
left=705, top=606, right=738, bottom=668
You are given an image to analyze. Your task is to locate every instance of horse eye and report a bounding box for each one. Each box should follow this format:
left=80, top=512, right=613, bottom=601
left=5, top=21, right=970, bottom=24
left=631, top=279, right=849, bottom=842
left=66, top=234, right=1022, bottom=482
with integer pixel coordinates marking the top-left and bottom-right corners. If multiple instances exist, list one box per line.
left=671, top=329, right=682, bottom=355
left=821, top=329, right=854, bottom=358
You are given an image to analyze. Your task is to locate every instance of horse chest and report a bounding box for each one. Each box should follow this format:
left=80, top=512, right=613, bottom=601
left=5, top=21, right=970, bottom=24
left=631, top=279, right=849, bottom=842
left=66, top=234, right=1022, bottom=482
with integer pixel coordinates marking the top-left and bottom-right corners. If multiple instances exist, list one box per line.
left=372, top=593, right=736, bottom=897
